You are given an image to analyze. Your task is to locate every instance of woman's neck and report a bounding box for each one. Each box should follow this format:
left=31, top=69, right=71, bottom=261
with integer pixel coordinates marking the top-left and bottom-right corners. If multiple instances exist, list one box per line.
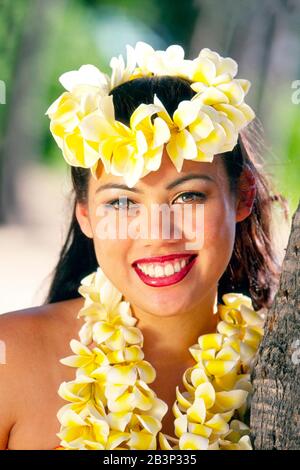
left=127, top=287, right=219, bottom=368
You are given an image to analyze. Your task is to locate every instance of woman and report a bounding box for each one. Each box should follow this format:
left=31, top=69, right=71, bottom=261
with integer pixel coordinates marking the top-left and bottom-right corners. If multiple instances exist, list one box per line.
left=0, top=43, right=281, bottom=450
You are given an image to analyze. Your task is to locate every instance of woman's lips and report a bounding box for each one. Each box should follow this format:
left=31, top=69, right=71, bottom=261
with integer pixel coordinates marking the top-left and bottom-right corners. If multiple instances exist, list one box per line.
left=132, top=252, right=194, bottom=264
left=132, top=255, right=198, bottom=287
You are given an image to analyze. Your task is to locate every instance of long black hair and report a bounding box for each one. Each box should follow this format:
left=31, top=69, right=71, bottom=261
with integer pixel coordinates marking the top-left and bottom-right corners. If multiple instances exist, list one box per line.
left=44, top=75, right=283, bottom=310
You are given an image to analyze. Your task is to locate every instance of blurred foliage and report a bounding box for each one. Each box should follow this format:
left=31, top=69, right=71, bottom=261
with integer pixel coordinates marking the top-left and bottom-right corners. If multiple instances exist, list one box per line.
left=0, top=0, right=28, bottom=139
left=271, top=87, right=300, bottom=212
left=82, top=0, right=199, bottom=47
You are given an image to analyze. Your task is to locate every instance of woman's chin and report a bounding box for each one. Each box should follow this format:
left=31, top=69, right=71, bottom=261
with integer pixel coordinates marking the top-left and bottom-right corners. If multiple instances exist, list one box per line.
left=134, top=290, right=200, bottom=318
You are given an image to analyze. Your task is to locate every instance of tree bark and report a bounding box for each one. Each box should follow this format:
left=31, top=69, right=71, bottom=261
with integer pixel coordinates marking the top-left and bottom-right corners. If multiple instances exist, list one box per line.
left=250, top=200, right=300, bottom=449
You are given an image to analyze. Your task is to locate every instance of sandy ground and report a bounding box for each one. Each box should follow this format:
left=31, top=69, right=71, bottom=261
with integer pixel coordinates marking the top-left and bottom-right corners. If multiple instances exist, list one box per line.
left=0, top=163, right=72, bottom=314
left=0, top=163, right=292, bottom=315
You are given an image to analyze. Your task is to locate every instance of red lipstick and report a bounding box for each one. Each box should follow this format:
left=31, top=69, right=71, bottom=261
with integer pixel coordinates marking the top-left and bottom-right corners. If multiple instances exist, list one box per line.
left=132, top=254, right=198, bottom=287
left=132, top=252, right=197, bottom=266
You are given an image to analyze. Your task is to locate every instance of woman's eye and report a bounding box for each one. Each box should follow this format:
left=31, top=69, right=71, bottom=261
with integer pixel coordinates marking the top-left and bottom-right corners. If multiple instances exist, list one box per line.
left=105, top=197, right=137, bottom=210
left=105, top=192, right=206, bottom=209
left=173, top=191, right=206, bottom=204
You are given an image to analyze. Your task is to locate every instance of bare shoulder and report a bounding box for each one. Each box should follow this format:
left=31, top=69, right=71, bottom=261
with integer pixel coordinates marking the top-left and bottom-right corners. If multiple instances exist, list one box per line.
left=0, top=297, right=84, bottom=449
left=0, top=297, right=84, bottom=355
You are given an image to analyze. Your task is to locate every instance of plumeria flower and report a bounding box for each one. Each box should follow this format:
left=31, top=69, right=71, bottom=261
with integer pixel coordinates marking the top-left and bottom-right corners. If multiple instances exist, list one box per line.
left=78, top=300, right=137, bottom=346
left=78, top=267, right=136, bottom=325
left=59, top=339, right=111, bottom=376
left=57, top=374, right=95, bottom=408
left=191, top=102, right=238, bottom=153
left=217, top=294, right=265, bottom=367
left=186, top=48, right=255, bottom=131
left=77, top=268, right=138, bottom=346
left=103, top=366, right=159, bottom=416
left=198, top=48, right=238, bottom=77
left=134, top=41, right=193, bottom=79
left=105, top=397, right=167, bottom=449
left=57, top=403, right=131, bottom=450
left=59, top=64, right=110, bottom=94
left=190, top=50, right=237, bottom=88
left=190, top=48, right=244, bottom=95
left=126, top=430, right=157, bottom=450
left=45, top=86, right=101, bottom=171
left=92, top=320, right=144, bottom=350
left=46, top=65, right=112, bottom=173
left=219, top=434, right=252, bottom=450
left=135, top=114, right=171, bottom=176
left=153, top=94, right=228, bottom=171
left=79, top=95, right=170, bottom=187
left=191, top=93, right=255, bottom=138
left=110, top=44, right=137, bottom=89
left=78, top=266, right=123, bottom=308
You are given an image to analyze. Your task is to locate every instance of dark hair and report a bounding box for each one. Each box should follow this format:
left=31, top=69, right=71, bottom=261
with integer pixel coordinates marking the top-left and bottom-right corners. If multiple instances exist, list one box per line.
left=44, top=75, right=284, bottom=310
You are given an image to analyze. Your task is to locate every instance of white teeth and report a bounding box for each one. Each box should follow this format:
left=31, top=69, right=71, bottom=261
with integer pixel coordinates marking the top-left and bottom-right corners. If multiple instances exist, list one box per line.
left=155, top=265, right=164, bottom=277
left=136, top=257, right=193, bottom=277
left=148, top=264, right=156, bottom=277
left=144, top=264, right=150, bottom=275
left=164, top=263, right=175, bottom=276
left=174, top=261, right=181, bottom=273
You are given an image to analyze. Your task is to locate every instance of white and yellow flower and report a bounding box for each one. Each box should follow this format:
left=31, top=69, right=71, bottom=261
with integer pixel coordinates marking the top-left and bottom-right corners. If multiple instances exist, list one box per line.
left=79, top=95, right=170, bottom=187
left=45, top=64, right=112, bottom=173
left=153, top=94, right=237, bottom=171
left=110, top=44, right=138, bottom=89
left=59, top=64, right=110, bottom=94
left=133, top=41, right=193, bottom=79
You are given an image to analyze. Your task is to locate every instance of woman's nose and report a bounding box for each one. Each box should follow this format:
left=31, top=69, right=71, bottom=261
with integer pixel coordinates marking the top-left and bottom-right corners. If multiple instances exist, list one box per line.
left=135, top=201, right=204, bottom=251
left=128, top=201, right=186, bottom=247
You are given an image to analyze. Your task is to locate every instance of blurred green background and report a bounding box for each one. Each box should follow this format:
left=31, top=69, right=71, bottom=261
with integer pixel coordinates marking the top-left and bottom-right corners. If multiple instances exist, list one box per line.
left=0, top=0, right=299, bottom=311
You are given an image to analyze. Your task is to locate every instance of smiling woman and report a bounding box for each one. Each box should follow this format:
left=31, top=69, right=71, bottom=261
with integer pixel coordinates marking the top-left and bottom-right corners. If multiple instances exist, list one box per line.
left=0, top=42, right=283, bottom=450
left=46, top=76, right=278, bottom=312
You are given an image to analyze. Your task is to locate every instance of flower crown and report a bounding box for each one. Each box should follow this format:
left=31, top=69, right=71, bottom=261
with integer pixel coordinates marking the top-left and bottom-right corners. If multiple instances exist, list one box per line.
left=46, top=42, right=255, bottom=188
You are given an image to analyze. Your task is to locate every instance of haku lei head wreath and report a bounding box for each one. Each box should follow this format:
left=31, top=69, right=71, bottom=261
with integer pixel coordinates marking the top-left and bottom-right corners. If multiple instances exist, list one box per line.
left=46, top=42, right=255, bottom=187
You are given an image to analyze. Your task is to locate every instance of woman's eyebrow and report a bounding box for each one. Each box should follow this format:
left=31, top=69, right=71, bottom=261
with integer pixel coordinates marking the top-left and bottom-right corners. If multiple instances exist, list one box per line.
left=95, top=174, right=215, bottom=194
left=166, top=173, right=215, bottom=190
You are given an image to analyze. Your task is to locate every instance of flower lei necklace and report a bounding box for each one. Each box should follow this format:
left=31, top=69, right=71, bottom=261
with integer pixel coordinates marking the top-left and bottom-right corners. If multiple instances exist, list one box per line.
left=55, top=266, right=265, bottom=450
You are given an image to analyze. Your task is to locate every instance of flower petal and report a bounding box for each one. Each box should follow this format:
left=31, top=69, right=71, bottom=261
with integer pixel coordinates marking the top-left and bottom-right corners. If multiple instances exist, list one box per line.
left=107, top=365, right=137, bottom=385
left=179, top=432, right=209, bottom=450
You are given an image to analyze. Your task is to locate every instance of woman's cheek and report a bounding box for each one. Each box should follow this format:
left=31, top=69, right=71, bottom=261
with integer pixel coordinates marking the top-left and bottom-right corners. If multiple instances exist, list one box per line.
left=92, top=233, right=132, bottom=278
left=200, top=201, right=236, bottom=272
left=204, top=194, right=236, bottom=244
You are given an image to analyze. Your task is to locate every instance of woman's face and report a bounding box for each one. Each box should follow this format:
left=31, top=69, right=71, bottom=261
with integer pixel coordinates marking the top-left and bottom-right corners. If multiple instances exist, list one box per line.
left=76, top=148, right=250, bottom=317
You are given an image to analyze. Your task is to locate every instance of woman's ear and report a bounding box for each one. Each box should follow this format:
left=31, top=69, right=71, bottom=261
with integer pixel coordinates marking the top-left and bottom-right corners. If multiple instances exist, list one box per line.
left=235, top=165, right=256, bottom=223
left=75, top=202, right=93, bottom=239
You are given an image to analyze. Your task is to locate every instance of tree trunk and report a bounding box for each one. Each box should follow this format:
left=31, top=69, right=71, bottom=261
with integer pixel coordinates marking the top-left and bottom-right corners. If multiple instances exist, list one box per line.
left=250, top=200, right=300, bottom=449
